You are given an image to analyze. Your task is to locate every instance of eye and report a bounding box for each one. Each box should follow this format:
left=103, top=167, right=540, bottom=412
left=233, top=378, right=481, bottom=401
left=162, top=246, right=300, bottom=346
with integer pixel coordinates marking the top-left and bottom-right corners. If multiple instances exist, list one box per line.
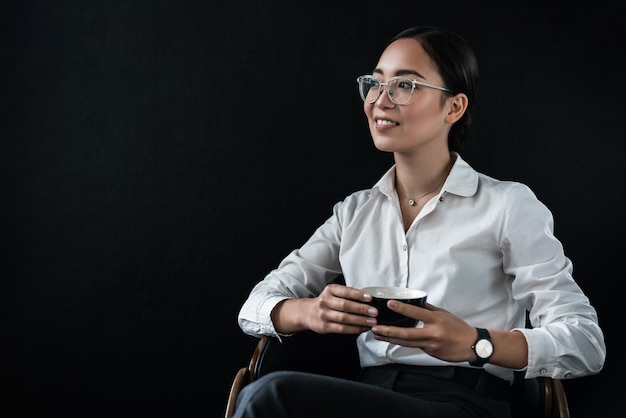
left=397, top=79, right=414, bottom=90
left=368, top=78, right=381, bottom=87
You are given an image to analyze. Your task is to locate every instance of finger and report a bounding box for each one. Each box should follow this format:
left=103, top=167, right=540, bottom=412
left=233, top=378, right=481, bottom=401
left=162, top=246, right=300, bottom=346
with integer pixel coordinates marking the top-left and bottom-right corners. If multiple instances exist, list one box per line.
left=329, top=283, right=373, bottom=303
left=423, top=302, right=445, bottom=311
left=323, top=286, right=377, bottom=318
left=370, top=324, right=418, bottom=343
left=334, top=300, right=378, bottom=318
left=387, top=300, right=444, bottom=319
left=387, top=299, right=426, bottom=315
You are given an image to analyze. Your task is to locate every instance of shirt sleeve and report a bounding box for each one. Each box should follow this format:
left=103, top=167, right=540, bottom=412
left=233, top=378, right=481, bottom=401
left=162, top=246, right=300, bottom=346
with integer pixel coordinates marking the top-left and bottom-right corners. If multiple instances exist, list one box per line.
left=237, top=202, right=345, bottom=338
left=501, top=184, right=606, bottom=379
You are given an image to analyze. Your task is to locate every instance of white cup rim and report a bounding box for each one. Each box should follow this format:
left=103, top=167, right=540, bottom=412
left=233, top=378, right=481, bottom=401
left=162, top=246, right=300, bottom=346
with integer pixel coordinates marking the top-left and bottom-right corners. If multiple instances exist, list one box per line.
left=362, top=286, right=427, bottom=299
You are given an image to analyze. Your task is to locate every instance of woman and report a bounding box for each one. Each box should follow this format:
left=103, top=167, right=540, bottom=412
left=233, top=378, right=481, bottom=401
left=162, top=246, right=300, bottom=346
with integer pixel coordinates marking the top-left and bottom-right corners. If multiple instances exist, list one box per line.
left=233, top=26, right=606, bottom=417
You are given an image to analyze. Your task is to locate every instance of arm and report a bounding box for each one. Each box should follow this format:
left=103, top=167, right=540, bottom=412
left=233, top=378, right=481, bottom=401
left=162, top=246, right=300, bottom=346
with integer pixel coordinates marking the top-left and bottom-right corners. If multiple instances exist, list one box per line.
left=238, top=198, right=378, bottom=338
left=502, top=184, right=606, bottom=378
left=270, top=284, right=376, bottom=335
left=370, top=301, right=529, bottom=369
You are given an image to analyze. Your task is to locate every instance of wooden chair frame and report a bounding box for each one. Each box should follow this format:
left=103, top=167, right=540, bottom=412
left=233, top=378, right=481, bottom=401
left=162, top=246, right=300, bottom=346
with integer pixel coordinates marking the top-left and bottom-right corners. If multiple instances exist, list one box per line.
left=225, top=332, right=569, bottom=418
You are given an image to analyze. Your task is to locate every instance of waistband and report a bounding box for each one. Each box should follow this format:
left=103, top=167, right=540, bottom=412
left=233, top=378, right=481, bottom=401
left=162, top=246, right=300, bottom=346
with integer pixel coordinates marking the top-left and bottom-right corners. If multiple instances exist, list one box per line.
left=360, top=364, right=512, bottom=401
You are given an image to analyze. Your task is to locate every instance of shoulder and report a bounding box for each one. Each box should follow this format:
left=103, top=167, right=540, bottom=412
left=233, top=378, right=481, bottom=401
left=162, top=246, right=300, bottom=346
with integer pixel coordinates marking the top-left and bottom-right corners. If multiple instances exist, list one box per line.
left=474, top=173, right=555, bottom=230
left=332, top=165, right=395, bottom=216
left=477, top=172, right=536, bottom=197
left=333, top=188, right=376, bottom=214
left=478, top=173, right=542, bottom=204
left=450, top=155, right=538, bottom=202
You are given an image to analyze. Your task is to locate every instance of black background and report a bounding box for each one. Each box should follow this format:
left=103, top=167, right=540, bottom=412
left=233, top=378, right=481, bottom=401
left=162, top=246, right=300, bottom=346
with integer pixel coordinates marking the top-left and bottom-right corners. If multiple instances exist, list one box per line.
left=2, top=1, right=622, bottom=417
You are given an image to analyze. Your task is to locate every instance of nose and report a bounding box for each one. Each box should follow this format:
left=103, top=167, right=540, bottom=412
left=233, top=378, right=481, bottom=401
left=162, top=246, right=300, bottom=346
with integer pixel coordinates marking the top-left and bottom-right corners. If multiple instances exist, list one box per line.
left=375, top=84, right=395, bottom=107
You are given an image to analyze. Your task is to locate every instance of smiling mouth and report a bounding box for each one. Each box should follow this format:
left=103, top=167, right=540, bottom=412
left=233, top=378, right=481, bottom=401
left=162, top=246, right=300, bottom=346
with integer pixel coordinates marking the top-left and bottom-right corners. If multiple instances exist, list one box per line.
left=376, top=119, right=399, bottom=126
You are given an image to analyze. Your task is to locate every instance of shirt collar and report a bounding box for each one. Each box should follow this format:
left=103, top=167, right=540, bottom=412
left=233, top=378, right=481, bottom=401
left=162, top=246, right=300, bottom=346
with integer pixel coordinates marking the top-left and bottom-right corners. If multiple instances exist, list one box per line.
left=373, top=152, right=479, bottom=199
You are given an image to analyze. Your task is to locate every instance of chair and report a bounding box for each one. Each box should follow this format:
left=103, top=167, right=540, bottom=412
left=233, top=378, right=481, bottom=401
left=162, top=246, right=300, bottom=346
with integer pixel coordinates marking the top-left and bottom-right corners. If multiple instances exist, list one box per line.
left=225, top=331, right=570, bottom=418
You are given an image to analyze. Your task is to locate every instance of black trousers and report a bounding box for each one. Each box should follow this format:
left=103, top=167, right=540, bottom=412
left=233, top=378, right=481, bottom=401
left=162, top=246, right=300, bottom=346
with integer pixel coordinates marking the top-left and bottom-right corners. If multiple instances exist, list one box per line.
left=233, top=365, right=512, bottom=418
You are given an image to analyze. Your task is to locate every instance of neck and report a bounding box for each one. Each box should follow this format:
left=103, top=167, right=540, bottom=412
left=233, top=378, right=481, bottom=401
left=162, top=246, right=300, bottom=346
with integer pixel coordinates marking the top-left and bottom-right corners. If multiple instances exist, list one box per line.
left=394, top=152, right=454, bottom=199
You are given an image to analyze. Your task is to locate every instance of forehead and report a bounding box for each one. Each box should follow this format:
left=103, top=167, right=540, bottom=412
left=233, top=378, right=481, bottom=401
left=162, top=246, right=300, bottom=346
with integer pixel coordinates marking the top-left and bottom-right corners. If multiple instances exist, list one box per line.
left=375, top=38, right=439, bottom=79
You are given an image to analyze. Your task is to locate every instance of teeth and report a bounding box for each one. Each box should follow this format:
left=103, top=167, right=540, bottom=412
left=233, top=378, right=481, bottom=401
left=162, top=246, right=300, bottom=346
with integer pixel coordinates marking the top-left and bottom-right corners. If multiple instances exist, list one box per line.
left=376, top=119, right=397, bottom=125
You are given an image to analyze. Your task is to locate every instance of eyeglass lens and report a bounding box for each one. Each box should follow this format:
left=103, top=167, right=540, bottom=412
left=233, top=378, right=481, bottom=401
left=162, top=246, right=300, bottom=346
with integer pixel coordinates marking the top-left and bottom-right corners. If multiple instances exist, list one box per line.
left=359, top=76, right=414, bottom=105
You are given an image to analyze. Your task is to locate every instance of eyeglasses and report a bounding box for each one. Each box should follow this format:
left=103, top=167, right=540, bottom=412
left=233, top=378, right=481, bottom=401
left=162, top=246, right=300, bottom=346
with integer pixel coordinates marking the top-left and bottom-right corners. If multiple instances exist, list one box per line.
left=356, top=75, right=451, bottom=105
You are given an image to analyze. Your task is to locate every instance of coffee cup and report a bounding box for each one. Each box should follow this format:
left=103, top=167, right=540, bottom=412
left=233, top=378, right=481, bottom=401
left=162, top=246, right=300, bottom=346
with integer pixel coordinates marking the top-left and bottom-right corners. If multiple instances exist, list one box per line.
left=362, top=286, right=427, bottom=327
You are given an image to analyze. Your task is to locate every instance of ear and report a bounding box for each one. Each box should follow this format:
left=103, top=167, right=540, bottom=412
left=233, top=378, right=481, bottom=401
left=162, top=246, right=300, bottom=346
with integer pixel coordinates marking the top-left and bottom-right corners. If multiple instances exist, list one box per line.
left=445, top=93, right=468, bottom=124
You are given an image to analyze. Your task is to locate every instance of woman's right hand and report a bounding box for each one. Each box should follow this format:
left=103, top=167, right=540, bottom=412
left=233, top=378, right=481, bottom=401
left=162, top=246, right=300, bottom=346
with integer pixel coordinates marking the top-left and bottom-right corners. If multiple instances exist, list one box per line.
left=270, top=283, right=378, bottom=335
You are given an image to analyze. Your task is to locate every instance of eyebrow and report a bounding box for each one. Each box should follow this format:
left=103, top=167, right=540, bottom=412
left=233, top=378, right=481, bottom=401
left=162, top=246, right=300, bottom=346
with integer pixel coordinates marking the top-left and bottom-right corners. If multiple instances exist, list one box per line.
left=373, top=68, right=427, bottom=79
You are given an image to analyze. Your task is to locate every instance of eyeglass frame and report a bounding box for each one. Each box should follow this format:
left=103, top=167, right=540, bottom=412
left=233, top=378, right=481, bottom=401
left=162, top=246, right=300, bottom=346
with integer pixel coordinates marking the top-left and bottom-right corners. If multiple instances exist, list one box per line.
left=356, top=74, right=452, bottom=105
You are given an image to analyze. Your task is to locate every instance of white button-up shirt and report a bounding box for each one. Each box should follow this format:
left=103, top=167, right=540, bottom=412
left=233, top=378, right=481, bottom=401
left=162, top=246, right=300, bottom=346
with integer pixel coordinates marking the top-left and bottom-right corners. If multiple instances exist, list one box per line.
left=238, top=153, right=606, bottom=382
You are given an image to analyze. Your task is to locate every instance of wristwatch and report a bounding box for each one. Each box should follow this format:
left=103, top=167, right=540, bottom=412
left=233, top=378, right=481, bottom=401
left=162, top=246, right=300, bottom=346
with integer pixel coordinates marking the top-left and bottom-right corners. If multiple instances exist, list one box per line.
left=470, top=328, right=493, bottom=367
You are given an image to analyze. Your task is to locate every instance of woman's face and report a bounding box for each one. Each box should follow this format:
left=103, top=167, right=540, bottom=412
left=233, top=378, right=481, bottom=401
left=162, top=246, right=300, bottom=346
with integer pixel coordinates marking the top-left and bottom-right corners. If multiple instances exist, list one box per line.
left=364, top=38, right=452, bottom=154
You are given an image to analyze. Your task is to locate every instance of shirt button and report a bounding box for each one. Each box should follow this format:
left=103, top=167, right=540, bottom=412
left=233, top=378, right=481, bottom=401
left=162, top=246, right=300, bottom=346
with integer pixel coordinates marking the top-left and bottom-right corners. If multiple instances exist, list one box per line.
left=539, top=368, right=548, bottom=375
left=402, top=245, right=407, bottom=251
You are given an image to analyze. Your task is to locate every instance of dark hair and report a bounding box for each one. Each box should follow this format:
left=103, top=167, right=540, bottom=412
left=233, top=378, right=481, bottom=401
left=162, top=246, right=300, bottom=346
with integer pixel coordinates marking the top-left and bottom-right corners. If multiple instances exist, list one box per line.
left=389, top=26, right=478, bottom=152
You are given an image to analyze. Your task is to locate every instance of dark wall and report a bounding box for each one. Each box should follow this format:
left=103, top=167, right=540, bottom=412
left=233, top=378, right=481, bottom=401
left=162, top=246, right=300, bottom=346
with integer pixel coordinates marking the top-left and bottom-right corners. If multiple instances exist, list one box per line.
left=2, top=1, right=622, bottom=417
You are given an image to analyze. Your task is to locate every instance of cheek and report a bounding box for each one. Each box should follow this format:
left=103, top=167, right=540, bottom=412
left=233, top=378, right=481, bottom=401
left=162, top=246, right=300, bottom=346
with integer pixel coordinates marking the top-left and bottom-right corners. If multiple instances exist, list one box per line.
left=403, top=99, right=443, bottom=123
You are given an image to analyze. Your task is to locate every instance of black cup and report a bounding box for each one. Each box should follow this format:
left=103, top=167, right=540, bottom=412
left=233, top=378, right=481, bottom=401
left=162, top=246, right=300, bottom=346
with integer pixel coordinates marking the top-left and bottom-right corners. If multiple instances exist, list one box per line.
left=362, top=286, right=427, bottom=327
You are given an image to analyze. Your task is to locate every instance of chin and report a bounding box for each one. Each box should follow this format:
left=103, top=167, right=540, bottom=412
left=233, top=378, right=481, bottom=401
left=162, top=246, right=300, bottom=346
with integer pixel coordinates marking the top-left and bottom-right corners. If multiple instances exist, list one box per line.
left=373, top=145, right=396, bottom=153
left=372, top=136, right=399, bottom=153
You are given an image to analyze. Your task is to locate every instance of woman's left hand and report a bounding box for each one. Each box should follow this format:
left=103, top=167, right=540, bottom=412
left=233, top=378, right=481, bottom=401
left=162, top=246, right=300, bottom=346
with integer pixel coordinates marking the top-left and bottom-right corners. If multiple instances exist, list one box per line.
left=370, top=301, right=477, bottom=363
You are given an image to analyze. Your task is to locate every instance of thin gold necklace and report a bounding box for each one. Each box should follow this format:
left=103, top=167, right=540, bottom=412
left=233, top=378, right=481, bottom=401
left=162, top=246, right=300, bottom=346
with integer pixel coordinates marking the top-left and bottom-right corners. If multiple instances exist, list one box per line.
left=398, top=180, right=445, bottom=206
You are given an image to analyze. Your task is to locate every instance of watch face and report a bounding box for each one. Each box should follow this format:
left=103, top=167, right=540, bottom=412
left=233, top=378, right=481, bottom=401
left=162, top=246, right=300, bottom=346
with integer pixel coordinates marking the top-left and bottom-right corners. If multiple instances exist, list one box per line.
left=475, top=339, right=493, bottom=358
